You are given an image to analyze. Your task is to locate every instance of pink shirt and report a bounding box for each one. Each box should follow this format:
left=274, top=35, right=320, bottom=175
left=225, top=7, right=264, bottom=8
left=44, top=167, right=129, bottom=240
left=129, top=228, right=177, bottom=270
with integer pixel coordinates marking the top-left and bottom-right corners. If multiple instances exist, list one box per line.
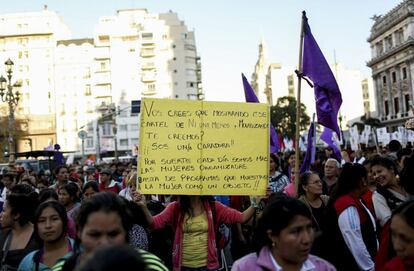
left=151, top=200, right=243, bottom=271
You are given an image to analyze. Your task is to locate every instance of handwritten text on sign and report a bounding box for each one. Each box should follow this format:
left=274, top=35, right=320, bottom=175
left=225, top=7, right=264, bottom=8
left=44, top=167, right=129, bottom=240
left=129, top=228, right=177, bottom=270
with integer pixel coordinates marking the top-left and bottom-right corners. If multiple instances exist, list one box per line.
left=138, top=98, right=269, bottom=195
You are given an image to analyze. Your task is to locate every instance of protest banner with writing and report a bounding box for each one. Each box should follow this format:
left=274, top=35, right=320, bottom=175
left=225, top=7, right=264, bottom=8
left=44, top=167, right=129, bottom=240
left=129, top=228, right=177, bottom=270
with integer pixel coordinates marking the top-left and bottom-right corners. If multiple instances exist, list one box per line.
left=138, top=98, right=269, bottom=196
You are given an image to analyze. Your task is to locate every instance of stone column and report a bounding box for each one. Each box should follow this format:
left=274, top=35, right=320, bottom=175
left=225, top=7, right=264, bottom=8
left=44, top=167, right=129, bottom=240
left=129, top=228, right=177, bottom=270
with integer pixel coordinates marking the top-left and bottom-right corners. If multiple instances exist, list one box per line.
left=407, top=60, right=414, bottom=111
left=386, top=70, right=394, bottom=116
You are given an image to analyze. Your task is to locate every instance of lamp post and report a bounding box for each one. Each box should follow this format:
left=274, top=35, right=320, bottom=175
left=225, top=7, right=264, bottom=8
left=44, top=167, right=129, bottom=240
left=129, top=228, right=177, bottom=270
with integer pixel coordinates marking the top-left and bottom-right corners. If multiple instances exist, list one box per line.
left=0, top=59, right=21, bottom=163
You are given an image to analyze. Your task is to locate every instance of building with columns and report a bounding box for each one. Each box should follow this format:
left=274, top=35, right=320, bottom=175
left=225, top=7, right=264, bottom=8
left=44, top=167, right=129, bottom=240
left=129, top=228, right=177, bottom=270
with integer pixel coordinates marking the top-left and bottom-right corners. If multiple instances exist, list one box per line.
left=367, top=0, right=414, bottom=130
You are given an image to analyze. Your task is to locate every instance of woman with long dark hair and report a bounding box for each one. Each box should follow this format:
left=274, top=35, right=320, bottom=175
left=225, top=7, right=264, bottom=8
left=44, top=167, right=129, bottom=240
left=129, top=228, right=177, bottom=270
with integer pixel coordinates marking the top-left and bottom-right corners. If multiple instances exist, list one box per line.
left=371, top=157, right=409, bottom=227
left=232, top=196, right=335, bottom=270
left=18, top=201, right=73, bottom=271
left=61, top=192, right=167, bottom=271
left=58, top=183, right=80, bottom=221
left=137, top=195, right=260, bottom=271
left=0, top=192, right=40, bottom=269
left=322, top=163, right=378, bottom=271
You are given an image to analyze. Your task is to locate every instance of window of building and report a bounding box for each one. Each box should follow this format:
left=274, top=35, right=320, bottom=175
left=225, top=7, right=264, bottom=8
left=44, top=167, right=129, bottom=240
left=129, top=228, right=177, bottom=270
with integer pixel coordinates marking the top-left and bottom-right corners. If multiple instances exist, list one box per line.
left=382, top=76, right=387, bottom=85
left=98, top=35, right=110, bottom=43
left=130, top=124, right=139, bottom=131
left=376, top=41, right=384, bottom=56
left=102, top=123, right=112, bottom=136
left=405, top=94, right=410, bottom=112
left=186, top=69, right=196, bottom=76
left=119, top=124, right=128, bottom=131
left=395, top=28, right=404, bottom=45
left=394, top=97, right=399, bottom=114
left=26, top=79, right=29, bottom=86
left=384, top=100, right=389, bottom=115
left=184, top=44, right=196, bottom=51
left=85, top=85, right=91, bottom=96
left=187, top=82, right=195, bottom=88
left=402, top=67, right=407, bottom=80
left=130, top=138, right=139, bottom=145
left=86, top=137, right=94, bottom=148
left=87, top=123, right=94, bottom=133
left=392, top=72, right=396, bottom=83
left=84, top=68, right=91, bottom=79
left=120, top=139, right=128, bottom=146
left=100, top=62, right=107, bottom=71
left=385, top=35, right=393, bottom=50
left=185, top=56, right=196, bottom=64
left=142, top=33, right=153, bottom=40
left=181, top=33, right=188, bottom=39
left=18, top=51, right=23, bottom=59
left=146, top=84, right=155, bottom=92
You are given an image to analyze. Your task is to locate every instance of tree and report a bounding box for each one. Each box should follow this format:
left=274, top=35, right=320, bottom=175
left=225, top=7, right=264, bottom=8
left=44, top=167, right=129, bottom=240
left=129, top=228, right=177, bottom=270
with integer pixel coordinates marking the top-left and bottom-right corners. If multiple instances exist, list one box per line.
left=0, top=112, right=29, bottom=162
left=270, top=96, right=310, bottom=139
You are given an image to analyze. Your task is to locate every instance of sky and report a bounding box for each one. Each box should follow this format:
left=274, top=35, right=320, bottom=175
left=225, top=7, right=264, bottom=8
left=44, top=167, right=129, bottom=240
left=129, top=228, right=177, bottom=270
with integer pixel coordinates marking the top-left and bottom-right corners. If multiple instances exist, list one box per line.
left=2, top=0, right=403, bottom=102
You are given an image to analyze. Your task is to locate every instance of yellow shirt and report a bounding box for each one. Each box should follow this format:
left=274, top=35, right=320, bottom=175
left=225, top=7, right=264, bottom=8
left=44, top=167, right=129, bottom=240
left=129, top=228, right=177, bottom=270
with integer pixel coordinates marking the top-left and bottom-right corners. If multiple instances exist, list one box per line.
left=182, top=212, right=209, bottom=268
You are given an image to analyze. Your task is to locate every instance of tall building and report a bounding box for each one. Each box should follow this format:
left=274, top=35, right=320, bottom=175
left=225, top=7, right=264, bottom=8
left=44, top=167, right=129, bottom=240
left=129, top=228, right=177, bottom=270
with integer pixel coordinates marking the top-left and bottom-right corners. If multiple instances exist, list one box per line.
left=367, top=0, right=414, bottom=130
left=54, top=9, right=202, bottom=158
left=251, top=39, right=271, bottom=103
left=361, top=77, right=376, bottom=118
left=0, top=7, right=71, bottom=153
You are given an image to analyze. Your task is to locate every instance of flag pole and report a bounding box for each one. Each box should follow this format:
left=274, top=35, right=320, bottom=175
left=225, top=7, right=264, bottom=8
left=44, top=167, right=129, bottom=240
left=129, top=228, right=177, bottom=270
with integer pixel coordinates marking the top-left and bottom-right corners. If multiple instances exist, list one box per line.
left=294, top=11, right=306, bottom=195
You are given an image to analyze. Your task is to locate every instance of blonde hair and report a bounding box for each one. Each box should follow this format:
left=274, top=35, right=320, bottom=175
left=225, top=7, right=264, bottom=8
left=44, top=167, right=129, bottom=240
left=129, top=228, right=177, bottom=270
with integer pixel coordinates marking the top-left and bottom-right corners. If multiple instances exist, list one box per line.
left=126, top=172, right=137, bottom=187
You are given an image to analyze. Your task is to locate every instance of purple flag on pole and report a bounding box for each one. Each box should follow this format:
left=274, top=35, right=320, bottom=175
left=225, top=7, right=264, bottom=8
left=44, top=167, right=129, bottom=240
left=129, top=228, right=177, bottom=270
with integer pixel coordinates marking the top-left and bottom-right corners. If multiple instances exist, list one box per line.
left=320, top=127, right=342, bottom=162
left=300, top=122, right=316, bottom=173
left=242, top=73, right=279, bottom=153
left=302, top=14, right=342, bottom=139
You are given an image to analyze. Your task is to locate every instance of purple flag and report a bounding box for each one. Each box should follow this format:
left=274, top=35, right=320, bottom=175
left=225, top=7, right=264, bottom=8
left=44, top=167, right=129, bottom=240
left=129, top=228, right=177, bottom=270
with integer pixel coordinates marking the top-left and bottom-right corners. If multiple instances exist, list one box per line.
left=242, top=73, right=279, bottom=153
left=320, top=127, right=342, bottom=162
left=300, top=122, right=316, bottom=173
left=302, top=14, right=342, bottom=139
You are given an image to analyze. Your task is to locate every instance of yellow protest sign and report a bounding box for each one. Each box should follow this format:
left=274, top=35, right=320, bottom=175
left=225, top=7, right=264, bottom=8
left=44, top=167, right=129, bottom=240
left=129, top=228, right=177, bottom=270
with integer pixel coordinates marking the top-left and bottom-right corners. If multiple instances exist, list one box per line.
left=138, top=98, right=269, bottom=195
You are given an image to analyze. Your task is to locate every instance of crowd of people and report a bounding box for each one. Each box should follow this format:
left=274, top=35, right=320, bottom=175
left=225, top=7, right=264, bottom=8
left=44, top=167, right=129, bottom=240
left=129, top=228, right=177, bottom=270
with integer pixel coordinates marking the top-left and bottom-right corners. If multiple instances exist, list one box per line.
left=0, top=138, right=412, bottom=270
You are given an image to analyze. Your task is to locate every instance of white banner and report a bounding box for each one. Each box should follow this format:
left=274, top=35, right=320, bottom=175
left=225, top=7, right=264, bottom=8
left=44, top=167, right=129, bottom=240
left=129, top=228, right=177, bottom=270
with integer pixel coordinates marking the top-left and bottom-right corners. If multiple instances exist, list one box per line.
left=408, top=130, right=414, bottom=142
left=398, top=126, right=407, bottom=146
left=383, top=133, right=391, bottom=145
left=350, top=136, right=359, bottom=151
left=376, top=127, right=388, bottom=144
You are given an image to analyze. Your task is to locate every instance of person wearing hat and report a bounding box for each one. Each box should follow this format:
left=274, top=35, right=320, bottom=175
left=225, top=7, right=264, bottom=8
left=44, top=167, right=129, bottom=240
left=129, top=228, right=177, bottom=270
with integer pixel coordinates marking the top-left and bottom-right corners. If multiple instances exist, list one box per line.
left=98, top=168, right=121, bottom=194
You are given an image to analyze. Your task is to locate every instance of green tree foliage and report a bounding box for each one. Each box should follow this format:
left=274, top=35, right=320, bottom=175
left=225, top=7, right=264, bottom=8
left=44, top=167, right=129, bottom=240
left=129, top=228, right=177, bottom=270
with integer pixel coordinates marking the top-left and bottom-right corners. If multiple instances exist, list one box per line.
left=270, top=96, right=310, bottom=139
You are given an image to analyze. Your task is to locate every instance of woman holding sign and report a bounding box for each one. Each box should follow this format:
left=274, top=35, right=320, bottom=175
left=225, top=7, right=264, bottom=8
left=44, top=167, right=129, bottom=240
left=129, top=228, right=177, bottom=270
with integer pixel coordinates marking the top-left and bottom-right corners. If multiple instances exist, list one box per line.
left=135, top=194, right=262, bottom=271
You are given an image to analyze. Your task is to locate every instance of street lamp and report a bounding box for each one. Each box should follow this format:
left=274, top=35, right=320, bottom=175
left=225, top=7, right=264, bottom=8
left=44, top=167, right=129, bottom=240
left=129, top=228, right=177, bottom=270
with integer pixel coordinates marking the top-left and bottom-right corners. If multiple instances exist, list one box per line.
left=0, top=58, right=22, bottom=163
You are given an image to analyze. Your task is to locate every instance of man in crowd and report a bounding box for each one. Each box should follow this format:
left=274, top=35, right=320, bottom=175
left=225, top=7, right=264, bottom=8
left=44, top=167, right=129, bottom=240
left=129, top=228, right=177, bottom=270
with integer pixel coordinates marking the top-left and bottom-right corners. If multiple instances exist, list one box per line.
left=98, top=168, right=121, bottom=193
left=323, top=158, right=340, bottom=195
left=49, top=165, right=69, bottom=193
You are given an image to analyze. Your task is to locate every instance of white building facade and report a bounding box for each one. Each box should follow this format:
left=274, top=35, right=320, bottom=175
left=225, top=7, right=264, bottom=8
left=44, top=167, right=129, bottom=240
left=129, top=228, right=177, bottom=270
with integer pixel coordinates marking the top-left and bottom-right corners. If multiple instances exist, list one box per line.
left=0, top=7, right=202, bottom=160
left=0, top=8, right=71, bottom=152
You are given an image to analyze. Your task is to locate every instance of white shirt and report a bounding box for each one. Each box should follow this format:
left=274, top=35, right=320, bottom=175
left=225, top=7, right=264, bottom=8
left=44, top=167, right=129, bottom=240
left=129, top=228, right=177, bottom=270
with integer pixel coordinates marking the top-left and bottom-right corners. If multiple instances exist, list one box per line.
left=270, top=254, right=316, bottom=271
left=338, top=204, right=376, bottom=271
left=373, top=189, right=407, bottom=226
